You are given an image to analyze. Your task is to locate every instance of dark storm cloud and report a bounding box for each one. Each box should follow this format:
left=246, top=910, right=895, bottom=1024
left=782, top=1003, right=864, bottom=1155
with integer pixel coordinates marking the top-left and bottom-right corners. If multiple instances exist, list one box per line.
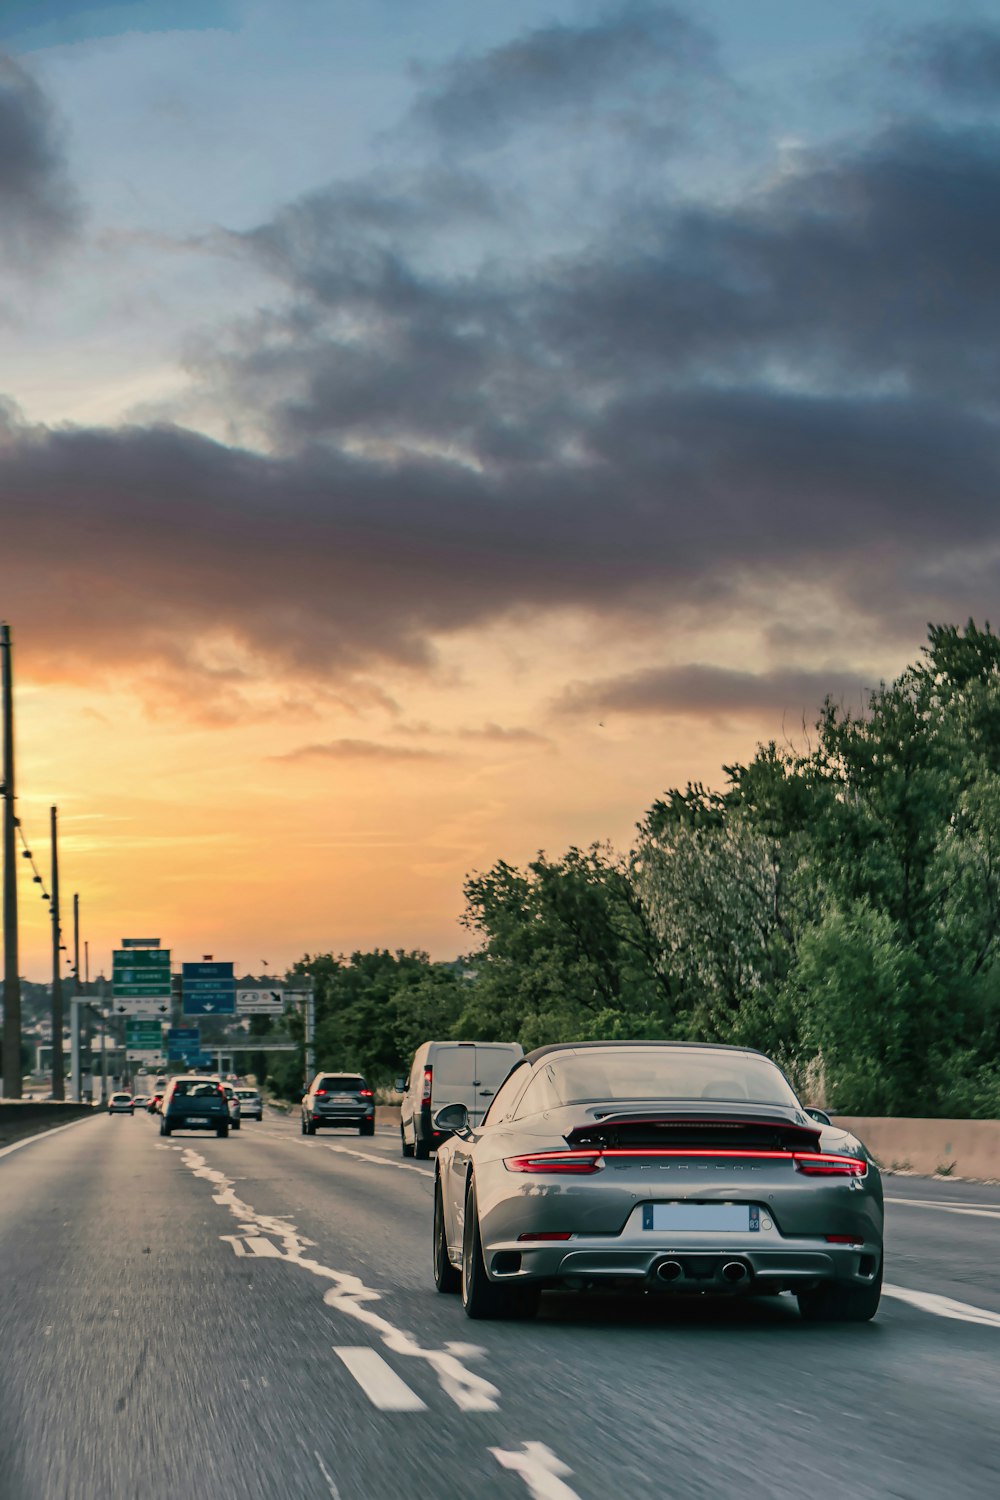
left=555, top=664, right=873, bottom=720
left=410, top=1, right=717, bottom=147
left=0, top=52, right=79, bottom=264
left=899, top=22, right=1000, bottom=102
left=5, top=17, right=1000, bottom=712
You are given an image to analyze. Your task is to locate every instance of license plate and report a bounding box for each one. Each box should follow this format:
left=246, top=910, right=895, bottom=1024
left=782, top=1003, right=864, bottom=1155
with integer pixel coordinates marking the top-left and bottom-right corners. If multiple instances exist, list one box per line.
left=643, top=1204, right=760, bottom=1232
left=187, top=1116, right=209, bottom=1125
left=333, top=1094, right=353, bottom=1103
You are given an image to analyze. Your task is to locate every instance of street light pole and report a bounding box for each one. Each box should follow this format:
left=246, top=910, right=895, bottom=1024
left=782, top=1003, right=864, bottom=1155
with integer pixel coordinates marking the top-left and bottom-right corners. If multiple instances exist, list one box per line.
left=1, top=622, right=21, bottom=1099
left=50, top=805, right=64, bottom=1100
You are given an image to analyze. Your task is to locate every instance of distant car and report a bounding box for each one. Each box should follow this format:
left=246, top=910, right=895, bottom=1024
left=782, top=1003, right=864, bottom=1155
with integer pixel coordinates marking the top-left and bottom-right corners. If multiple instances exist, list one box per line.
left=147, top=1092, right=163, bottom=1114
left=433, top=1041, right=883, bottom=1324
left=301, top=1073, right=375, bottom=1135
left=233, top=1087, right=262, bottom=1121
left=108, top=1092, right=134, bottom=1115
left=132, top=1094, right=150, bottom=1109
left=160, top=1076, right=230, bottom=1137
left=399, top=1040, right=524, bottom=1160
left=221, top=1084, right=241, bottom=1129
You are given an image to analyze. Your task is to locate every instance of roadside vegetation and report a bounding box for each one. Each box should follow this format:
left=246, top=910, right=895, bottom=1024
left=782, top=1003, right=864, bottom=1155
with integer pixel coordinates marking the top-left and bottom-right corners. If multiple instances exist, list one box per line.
left=272, top=623, right=1000, bottom=1118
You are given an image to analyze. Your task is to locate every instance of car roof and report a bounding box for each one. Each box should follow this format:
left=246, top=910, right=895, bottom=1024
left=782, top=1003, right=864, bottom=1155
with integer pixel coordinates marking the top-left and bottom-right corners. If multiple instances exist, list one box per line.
left=524, top=1040, right=769, bottom=1065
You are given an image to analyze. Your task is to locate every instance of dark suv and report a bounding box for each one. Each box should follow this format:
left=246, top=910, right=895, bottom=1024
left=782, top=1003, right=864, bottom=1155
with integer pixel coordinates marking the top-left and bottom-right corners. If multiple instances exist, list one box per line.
left=160, top=1076, right=230, bottom=1137
left=301, top=1073, right=375, bottom=1136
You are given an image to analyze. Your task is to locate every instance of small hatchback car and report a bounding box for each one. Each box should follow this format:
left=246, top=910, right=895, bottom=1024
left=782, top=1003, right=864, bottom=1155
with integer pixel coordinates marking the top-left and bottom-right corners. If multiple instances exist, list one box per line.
left=160, top=1076, right=230, bottom=1137
left=108, top=1092, right=134, bottom=1115
left=234, top=1087, right=262, bottom=1121
left=301, top=1073, right=375, bottom=1135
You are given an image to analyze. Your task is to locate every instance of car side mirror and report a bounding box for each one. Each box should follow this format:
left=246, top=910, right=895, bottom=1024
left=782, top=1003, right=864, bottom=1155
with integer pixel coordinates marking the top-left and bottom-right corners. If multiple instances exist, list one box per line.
left=805, top=1106, right=832, bottom=1126
left=433, top=1102, right=470, bottom=1135
left=395, top=1076, right=408, bottom=1092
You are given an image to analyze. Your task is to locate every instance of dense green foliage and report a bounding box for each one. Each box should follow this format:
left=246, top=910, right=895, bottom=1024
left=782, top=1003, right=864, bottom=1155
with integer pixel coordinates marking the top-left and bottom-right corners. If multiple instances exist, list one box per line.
left=279, top=624, right=1000, bottom=1116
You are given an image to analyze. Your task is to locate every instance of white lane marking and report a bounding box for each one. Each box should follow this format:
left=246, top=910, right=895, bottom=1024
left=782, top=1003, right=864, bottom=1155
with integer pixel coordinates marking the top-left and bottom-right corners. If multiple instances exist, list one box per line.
left=323, top=1142, right=432, bottom=1178
left=0, top=1113, right=98, bottom=1160
left=221, top=1234, right=284, bottom=1258
left=177, top=1146, right=499, bottom=1412
left=490, top=1443, right=582, bottom=1500
left=883, top=1285, right=1000, bottom=1328
left=314, top=1451, right=341, bottom=1500
left=886, top=1197, right=1000, bottom=1221
left=334, top=1347, right=427, bottom=1411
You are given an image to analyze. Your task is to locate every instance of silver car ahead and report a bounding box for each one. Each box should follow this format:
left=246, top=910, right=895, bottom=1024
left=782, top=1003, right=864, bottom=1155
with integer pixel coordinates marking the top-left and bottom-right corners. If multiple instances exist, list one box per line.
left=234, top=1087, right=262, bottom=1121
left=433, top=1041, right=883, bottom=1323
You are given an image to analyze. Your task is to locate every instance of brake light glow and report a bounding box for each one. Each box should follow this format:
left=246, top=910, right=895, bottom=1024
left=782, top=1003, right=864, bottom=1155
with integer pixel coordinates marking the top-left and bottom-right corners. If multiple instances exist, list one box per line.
left=315, top=1090, right=327, bottom=1098
left=421, top=1067, right=433, bottom=1106
left=793, top=1153, right=867, bottom=1178
left=517, top=1232, right=573, bottom=1241
left=504, top=1152, right=604, bottom=1174
left=503, top=1148, right=867, bottom=1177
left=358, top=1089, right=373, bottom=1099
left=825, top=1234, right=864, bottom=1244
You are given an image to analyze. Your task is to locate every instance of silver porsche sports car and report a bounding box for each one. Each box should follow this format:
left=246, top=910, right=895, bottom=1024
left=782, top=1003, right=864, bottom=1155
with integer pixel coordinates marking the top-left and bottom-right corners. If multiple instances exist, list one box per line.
left=432, top=1041, right=883, bottom=1322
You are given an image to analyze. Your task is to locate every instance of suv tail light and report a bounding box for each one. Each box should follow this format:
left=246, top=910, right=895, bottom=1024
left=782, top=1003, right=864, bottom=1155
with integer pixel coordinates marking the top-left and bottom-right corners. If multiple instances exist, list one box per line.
left=315, top=1090, right=328, bottom=1097
left=421, top=1067, right=432, bottom=1106
left=358, top=1089, right=373, bottom=1099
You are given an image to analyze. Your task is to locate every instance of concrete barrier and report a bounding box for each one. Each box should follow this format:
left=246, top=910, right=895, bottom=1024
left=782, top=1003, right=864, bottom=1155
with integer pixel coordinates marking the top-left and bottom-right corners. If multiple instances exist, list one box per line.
left=0, top=1100, right=95, bottom=1149
left=832, top=1116, right=1000, bottom=1180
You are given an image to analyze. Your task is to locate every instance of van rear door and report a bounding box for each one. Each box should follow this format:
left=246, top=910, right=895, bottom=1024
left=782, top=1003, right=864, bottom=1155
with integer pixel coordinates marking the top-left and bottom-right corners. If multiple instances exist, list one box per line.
left=429, top=1044, right=479, bottom=1122
left=468, top=1044, right=523, bottom=1126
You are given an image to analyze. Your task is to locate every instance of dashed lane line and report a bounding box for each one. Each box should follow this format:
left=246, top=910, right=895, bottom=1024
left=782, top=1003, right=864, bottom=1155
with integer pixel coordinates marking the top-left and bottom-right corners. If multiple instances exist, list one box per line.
left=334, top=1347, right=427, bottom=1411
left=491, top=1443, right=583, bottom=1500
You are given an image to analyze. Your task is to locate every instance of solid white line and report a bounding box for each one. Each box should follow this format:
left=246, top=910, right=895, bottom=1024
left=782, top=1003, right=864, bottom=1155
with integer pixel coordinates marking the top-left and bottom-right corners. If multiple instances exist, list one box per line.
left=333, top=1347, right=427, bottom=1411
left=886, top=1197, right=1000, bottom=1221
left=883, top=1285, right=1000, bottom=1329
left=0, top=1112, right=98, bottom=1160
left=323, top=1142, right=433, bottom=1177
left=490, top=1443, right=582, bottom=1500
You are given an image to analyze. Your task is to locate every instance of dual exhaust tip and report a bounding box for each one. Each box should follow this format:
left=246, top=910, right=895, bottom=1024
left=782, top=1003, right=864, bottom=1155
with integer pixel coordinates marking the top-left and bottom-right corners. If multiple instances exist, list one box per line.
left=655, top=1259, right=749, bottom=1285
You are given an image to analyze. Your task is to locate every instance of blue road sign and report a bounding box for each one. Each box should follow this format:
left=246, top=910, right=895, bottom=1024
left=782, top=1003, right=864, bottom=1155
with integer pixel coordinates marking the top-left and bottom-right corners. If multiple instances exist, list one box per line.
left=182, top=961, right=236, bottom=1016
left=167, top=1027, right=200, bottom=1043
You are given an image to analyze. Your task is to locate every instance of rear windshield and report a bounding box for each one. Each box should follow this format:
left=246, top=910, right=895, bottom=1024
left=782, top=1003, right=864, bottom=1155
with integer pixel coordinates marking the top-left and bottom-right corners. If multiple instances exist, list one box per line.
left=111, top=1094, right=131, bottom=1102
left=318, top=1076, right=365, bottom=1091
left=235, top=1089, right=258, bottom=1100
left=526, top=1050, right=798, bottom=1110
left=172, top=1080, right=222, bottom=1097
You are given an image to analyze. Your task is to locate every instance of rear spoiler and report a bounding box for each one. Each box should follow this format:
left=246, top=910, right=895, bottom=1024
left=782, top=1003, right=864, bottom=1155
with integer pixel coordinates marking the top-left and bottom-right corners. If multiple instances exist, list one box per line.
left=565, top=1108, right=822, bottom=1151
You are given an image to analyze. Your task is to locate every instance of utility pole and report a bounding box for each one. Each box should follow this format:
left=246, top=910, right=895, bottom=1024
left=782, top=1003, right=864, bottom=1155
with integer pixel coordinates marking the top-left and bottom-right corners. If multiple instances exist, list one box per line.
left=50, top=805, right=64, bottom=1100
left=1, top=622, right=21, bottom=1099
left=304, top=987, right=315, bottom=1090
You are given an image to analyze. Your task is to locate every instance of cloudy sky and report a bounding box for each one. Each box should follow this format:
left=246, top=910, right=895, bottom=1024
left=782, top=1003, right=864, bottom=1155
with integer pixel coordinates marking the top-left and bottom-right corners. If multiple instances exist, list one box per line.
left=1, top=0, right=995, bottom=979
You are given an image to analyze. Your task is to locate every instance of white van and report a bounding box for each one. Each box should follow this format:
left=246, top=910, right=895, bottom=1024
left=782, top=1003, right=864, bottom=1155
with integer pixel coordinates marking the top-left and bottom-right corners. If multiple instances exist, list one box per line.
left=399, top=1040, right=523, bottom=1159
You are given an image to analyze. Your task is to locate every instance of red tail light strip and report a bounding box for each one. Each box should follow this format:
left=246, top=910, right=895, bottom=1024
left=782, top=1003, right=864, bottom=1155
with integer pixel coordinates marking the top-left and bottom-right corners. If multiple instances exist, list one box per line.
left=504, top=1149, right=866, bottom=1178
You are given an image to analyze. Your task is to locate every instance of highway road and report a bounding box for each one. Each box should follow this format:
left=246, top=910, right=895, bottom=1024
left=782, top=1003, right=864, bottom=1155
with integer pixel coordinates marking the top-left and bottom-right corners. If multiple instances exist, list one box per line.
left=1, top=1110, right=998, bottom=1500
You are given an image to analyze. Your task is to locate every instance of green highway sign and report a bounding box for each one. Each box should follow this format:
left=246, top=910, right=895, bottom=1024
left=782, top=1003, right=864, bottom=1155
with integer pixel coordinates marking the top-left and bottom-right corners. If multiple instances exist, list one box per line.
left=113, top=947, right=172, bottom=998
left=125, top=1019, right=163, bottom=1047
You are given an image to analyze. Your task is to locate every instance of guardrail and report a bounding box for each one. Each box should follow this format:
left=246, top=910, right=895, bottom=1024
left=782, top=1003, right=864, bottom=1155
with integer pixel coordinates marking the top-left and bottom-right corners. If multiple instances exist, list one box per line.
left=833, top=1115, right=1000, bottom=1180
left=0, top=1100, right=95, bottom=1149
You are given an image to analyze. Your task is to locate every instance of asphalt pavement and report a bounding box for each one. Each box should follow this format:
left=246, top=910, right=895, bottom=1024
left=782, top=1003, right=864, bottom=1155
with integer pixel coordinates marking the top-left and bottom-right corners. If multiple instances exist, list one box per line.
left=1, top=1109, right=998, bottom=1500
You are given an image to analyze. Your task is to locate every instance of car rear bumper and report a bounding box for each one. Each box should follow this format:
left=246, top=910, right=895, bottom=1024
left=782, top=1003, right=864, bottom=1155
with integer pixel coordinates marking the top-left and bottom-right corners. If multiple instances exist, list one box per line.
left=483, top=1235, right=882, bottom=1290
left=166, top=1116, right=227, bottom=1130
left=310, top=1111, right=374, bottom=1126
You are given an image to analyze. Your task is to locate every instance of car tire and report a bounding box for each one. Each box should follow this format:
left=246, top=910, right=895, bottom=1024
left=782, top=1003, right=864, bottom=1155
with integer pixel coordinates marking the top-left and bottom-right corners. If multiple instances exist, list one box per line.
left=161, top=1120, right=171, bottom=1136
left=306, top=1118, right=317, bottom=1135
left=300, top=1115, right=307, bottom=1134
left=360, top=1120, right=375, bottom=1137
left=797, top=1260, right=883, bottom=1323
left=401, top=1125, right=414, bottom=1158
left=461, top=1178, right=539, bottom=1321
left=233, top=1120, right=240, bottom=1130
left=217, top=1123, right=229, bottom=1138
left=414, top=1130, right=431, bottom=1161
left=433, top=1178, right=461, bottom=1293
